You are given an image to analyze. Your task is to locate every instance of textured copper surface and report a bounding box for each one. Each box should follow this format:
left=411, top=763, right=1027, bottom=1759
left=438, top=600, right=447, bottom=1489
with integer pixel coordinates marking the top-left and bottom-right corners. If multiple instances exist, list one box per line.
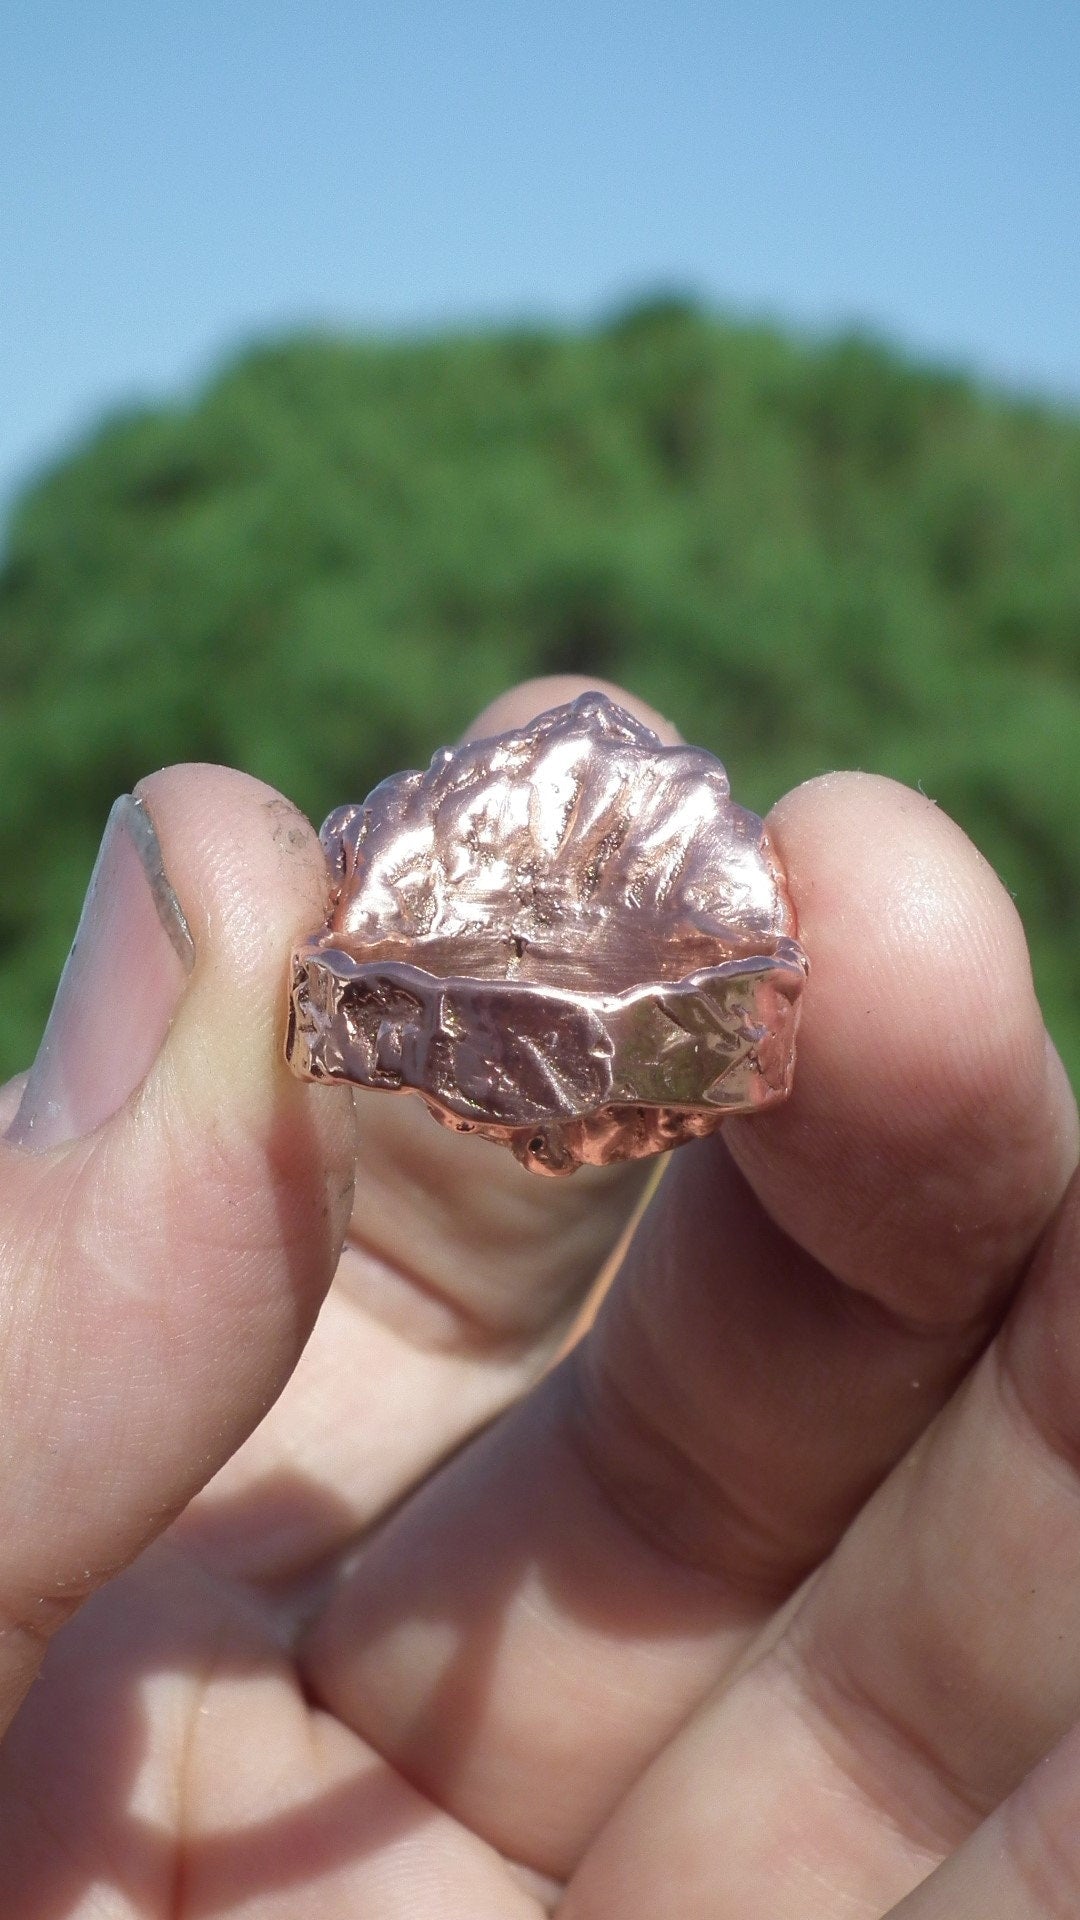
left=286, top=693, right=807, bottom=1174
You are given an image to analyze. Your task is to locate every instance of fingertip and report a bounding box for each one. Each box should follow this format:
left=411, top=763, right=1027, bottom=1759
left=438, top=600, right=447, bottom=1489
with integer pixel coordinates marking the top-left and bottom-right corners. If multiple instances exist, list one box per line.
left=1043, top=1029, right=1080, bottom=1172
left=726, top=770, right=1077, bottom=1314
left=463, top=677, right=681, bottom=747
left=124, top=763, right=357, bottom=1289
left=134, top=764, right=331, bottom=976
left=0, top=1077, right=28, bottom=1135
left=766, top=770, right=1045, bottom=1093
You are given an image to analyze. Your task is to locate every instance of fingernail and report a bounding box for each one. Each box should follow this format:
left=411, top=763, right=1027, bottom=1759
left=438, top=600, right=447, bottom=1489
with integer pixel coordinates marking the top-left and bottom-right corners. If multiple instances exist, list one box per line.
left=8, top=796, right=194, bottom=1151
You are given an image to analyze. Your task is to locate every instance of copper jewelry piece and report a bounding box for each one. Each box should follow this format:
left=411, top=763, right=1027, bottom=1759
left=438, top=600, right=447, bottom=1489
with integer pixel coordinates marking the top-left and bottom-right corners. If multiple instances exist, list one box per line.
left=286, top=693, right=807, bottom=1176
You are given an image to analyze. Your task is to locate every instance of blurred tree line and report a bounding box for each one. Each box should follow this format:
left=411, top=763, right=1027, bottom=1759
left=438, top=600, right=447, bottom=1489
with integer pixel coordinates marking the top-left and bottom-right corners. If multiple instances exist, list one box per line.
left=1, top=299, right=1078, bottom=1081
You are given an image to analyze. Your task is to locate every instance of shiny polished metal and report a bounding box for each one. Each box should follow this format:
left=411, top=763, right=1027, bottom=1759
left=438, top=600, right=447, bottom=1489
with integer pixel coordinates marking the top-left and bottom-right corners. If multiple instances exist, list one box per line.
left=286, top=693, right=807, bottom=1175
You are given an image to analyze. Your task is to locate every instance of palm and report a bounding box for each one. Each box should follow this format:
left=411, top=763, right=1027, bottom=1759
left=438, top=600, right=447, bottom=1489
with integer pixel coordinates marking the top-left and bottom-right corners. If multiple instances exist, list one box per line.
left=2, top=688, right=1077, bottom=1919
left=0, top=1080, right=643, bottom=1916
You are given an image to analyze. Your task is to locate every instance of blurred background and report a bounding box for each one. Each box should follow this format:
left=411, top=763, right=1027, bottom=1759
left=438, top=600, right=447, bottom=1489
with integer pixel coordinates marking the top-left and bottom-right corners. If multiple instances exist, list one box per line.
left=2, top=2, right=1078, bottom=1082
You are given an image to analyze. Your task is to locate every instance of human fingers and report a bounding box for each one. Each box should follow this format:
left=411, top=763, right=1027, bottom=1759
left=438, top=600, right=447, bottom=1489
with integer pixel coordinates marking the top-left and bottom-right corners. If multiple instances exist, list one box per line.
left=178, top=677, right=663, bottom=1585
left=884, top=1714, right=1080, bottom=1917
left=302, top=773, right=1076, bottom=1879
left=0, top=1077, right=28, bottom=1131
left=559, top=1176, right=1080, bottom=1919
left=0, top=768, right=356, bottom=1731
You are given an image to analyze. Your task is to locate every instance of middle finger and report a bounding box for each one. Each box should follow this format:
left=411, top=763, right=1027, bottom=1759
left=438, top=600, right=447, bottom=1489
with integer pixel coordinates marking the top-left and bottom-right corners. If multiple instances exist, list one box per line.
left=174, top=677, right=659, bottom=1585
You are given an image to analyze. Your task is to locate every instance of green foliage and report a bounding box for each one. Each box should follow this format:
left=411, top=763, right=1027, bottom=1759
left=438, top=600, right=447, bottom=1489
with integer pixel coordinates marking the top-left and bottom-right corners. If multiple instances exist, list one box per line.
left=1, top=303, right=1079, bottom=1082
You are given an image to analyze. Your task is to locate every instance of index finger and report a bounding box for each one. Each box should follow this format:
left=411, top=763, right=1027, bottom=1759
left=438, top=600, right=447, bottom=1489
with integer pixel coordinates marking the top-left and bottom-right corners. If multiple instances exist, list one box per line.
left=304, top=769, right=1078, bottom=1881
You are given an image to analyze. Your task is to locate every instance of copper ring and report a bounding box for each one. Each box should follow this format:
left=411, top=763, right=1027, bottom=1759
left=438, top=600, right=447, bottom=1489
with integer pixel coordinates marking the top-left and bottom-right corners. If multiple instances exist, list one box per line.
left=286, top=693, right=807, bottom=1175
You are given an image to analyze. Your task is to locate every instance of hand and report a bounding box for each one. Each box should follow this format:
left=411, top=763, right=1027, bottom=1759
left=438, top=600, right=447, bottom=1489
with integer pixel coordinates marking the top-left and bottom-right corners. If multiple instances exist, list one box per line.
left=0, top=677, right=1075, bottom=1918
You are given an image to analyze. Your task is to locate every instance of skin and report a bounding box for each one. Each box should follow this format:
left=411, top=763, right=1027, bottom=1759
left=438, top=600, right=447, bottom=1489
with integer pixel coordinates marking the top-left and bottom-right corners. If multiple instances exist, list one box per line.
left=0, top=674, right=1077, bottom=1917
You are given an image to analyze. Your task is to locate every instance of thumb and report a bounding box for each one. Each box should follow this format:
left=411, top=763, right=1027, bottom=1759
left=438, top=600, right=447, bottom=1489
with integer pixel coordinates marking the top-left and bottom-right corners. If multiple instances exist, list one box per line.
left=0, top=766, right=355, bottom=1729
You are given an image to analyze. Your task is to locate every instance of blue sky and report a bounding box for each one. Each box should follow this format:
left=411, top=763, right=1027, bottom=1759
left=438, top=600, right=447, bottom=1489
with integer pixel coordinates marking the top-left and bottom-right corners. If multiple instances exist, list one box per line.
left=3, top=2, right=1078, bottom=525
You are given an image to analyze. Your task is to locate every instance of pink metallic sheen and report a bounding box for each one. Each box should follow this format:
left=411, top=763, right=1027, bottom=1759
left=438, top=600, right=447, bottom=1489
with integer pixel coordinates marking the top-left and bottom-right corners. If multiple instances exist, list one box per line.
left=286, top=693, right=807, bottom=1175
